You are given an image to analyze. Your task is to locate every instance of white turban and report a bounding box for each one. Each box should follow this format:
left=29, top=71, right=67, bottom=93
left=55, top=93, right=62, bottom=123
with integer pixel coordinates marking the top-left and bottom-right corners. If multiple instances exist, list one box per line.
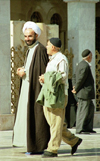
left=22, top=21, right=41, bottom=38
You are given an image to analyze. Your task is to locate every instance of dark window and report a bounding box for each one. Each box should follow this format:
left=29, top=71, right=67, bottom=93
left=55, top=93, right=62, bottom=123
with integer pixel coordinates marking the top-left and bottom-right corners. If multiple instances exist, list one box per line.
left=50, top=13, right=62, bottom=28
left=31, top=12, right=42, bottom=22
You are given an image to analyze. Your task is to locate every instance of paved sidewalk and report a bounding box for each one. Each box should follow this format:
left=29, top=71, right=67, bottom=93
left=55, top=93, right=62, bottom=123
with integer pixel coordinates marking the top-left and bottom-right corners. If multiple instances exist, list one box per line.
left=0, top=128, right=100, bottom=161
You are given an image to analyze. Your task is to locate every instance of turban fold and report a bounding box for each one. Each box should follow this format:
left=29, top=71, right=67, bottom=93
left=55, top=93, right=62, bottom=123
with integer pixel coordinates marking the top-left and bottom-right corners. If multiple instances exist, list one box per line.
left=22, top=21, right=41, bottom=38
left=49, top=38, right=62, bottom=48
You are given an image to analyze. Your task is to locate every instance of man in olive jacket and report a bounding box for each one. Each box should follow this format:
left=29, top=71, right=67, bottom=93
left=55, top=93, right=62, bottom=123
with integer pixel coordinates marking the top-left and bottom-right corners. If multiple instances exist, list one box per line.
left=72, top=49, right=96, bottom=134
left=39, top=38, right=82, bottom=158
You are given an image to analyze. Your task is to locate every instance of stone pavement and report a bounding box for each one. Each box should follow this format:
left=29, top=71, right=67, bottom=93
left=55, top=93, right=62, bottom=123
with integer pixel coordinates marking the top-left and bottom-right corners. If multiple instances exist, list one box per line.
left=0, top=128, right=100, bottom=161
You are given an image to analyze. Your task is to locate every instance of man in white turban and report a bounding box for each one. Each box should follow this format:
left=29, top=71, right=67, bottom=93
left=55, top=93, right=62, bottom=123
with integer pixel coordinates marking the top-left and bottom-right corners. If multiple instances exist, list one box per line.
left=22, top=21, right=41, bottom=38
left=12, top=21, right=50, bottom=154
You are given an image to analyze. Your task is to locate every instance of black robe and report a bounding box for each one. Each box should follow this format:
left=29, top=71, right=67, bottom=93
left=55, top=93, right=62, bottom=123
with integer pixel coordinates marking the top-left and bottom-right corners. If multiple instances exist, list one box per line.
left=14, top=42, right=50, bottom=153
left=27, top=42, right=50, bottom=152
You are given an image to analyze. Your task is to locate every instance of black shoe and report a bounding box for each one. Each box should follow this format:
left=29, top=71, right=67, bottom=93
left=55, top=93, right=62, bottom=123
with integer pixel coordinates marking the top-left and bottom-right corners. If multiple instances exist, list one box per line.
left=42, top=150, right=57, bottom=158
left=89, top=130, right=96, bottom=133
left=76, top=131, right=90, bottom=134
left=80, top=131, right=90, bottom=134
left=71, top=138, right=82, bottom=155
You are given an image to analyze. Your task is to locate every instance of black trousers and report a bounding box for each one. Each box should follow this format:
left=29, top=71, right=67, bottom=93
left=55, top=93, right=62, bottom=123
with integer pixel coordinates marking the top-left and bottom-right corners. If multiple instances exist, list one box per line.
left=76, top=98, right=94, bottom=133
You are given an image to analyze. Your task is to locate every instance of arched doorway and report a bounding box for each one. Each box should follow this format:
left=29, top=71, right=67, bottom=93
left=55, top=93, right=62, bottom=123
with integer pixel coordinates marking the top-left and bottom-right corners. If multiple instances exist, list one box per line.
left=31, top=12, right=43, bottom=22
left=50, top=13, right=62, bottom=29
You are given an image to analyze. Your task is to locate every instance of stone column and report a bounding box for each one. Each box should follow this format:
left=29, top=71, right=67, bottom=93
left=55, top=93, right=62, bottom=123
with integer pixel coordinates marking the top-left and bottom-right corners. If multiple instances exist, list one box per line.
left=0, top=0, right=14, bottom=130
left=63, top=0, right=100, bottom=126
left=63, top=0, right=99, bottom=77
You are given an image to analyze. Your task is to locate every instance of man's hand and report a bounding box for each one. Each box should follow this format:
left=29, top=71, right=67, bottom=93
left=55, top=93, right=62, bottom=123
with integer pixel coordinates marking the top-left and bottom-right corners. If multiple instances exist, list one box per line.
left=16, top=67, right=26, bottom=78
left=72, top=86, right=76, bottom=94
left=39, top=74, right=44, bottom=83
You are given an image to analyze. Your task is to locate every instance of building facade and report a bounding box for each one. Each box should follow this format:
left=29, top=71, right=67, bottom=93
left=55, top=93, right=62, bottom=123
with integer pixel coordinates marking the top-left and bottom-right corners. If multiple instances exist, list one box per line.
left=0, top=0, right=100, bottom=130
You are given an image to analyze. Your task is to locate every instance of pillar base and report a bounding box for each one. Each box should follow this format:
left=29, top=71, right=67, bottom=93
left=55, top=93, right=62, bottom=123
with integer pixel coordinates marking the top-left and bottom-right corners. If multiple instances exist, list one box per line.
left=94, top=112, right=100, bottom=128
left=0, top=114, right=15, bottom=131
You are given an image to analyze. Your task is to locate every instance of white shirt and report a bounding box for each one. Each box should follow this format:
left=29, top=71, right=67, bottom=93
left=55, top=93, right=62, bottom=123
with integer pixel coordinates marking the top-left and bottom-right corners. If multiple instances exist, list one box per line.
left=85, top=60, right=91, bottom=67
left=46, top=52, right=69, bottom=95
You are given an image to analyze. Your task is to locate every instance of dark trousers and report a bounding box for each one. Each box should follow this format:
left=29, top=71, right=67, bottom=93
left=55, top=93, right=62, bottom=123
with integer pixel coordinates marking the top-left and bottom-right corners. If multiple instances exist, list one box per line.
left=76, top=98, right=94, bottom=133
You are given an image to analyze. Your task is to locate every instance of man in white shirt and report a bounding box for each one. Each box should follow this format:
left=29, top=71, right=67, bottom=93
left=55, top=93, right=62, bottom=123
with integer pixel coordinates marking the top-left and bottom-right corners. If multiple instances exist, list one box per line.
left=39, top=38, right=82, bottom=158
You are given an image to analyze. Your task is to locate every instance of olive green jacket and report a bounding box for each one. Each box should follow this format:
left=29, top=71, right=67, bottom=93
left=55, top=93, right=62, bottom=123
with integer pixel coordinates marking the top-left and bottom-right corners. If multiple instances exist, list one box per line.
left=36, top=71, right=65, bottom=108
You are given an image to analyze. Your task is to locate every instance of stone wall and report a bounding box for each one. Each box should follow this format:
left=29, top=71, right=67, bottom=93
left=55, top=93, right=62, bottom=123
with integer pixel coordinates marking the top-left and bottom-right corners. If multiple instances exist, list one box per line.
left=10, top=21, right=59, bottom=48
left=10, top=0, right=67, bottom=49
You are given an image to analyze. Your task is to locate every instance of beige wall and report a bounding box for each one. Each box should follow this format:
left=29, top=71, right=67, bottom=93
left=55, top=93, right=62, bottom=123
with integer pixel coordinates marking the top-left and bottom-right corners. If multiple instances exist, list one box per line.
left=10, top=21, right=59, bottom=48
left=10, top=1, right=100, bottom=51
left=10, top=0, right=67, bottom=50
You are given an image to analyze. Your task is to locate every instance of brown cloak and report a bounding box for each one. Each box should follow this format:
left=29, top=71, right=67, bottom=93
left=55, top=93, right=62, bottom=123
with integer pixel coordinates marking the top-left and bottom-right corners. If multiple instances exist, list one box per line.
left=27, top=42, right=50, bottom=152
left=14, top=42, right=50, bottom=153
